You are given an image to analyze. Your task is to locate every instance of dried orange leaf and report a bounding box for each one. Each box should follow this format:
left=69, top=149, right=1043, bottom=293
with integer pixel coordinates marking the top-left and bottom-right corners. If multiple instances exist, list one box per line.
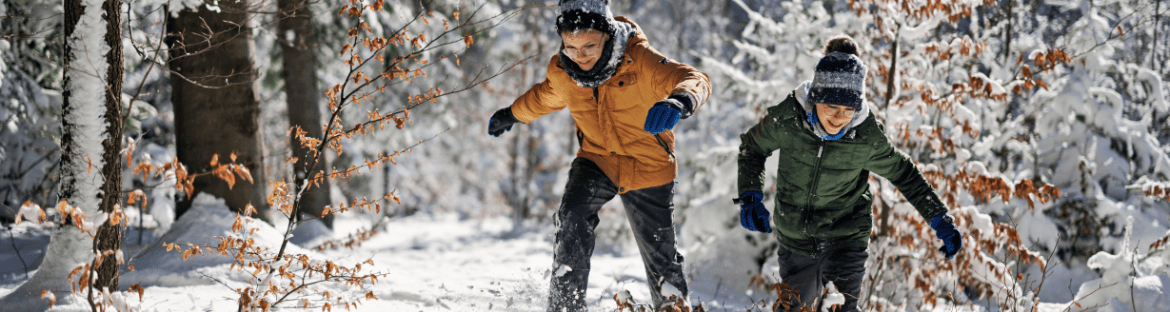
left=233, top=165, right=254, bottom=184
left=109, top=211, right=122, bottom=226
left=41, top=290, right=56, bottom=307
left=463, top=34, right=474, bottom=48
left=130, top=284, right=145, bottom=301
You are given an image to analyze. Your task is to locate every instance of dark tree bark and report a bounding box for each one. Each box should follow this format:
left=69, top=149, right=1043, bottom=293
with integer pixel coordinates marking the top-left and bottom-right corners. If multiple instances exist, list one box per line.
left=1003, top=0, right=1013, bottom=63
left=1155, top=0, right=1161, bottom=72
left=93, top=0, right=124, bottom=294
left=168, top=0, right=270, bottom=222
left=278, top=0, right=332, bottom=228
left=60, top=0, right=82, bottom=217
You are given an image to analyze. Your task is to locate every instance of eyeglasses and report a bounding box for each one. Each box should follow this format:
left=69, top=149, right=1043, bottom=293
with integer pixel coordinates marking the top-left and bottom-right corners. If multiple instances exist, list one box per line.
left=562, top=44, right=602, bottom=58
left=561, top=31, right=608, bottom=59
left=819, top=104, right=857, bottom=118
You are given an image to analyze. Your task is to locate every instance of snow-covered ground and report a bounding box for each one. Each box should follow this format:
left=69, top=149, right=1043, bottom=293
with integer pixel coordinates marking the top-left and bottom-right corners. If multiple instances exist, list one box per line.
left=2, top=194, right=1169, bottom=311
left=0, top=195, right=781, bottom=311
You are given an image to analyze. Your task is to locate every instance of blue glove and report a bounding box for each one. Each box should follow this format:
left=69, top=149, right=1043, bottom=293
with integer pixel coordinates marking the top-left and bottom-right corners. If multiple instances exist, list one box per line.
left=930, top=213, right=962, bottom=260
left=643, top=101, right=682, bottom=134
left=734, top=191, right=771, bottom=233
left=488, top=107, right=519, bottom=137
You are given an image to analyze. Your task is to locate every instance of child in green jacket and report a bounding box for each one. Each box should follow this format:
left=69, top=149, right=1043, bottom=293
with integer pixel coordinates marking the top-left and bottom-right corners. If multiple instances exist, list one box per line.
left=735, top=35, right=963, bottom=312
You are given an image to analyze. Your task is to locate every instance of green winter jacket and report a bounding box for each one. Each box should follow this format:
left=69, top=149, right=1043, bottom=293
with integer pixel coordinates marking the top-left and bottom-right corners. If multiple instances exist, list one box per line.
left=738, top=91, right=948, bottom=257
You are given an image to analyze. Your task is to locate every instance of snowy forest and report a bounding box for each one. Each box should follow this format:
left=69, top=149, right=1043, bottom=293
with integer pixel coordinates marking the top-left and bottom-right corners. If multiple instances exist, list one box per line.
left=0, top=0, right=1168, bottom=311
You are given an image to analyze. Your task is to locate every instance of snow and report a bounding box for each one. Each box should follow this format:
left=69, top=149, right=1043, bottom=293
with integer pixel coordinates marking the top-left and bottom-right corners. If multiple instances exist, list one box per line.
left=820, top=282, right=843, bottom=312
left=0, top=197, right=843, bottom=311
left=60, top=0, right=109, bottom=213
left=660, top=282, right=683, bottom=299
left=15, top=203, right=44, bottom=224
left=553, top=263, right=573, bottom=278
left=121, top=194, right=316, bottom=287
left=0, top=225, right=94, bottom=310
left=614, top=289, right=633, bottom=302
left=168, top=0, right=212, bottom=17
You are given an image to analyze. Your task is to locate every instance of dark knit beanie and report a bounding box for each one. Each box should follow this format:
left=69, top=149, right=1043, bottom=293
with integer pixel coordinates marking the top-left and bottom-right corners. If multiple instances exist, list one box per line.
left=555, top=0, right=613, bottom=34
left=807, top=51, right=868, bottom=110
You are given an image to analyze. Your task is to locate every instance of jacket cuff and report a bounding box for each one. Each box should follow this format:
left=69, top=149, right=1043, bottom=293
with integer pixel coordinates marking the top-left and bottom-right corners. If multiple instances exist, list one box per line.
left=929, top=213, right=953, bottom=229
left=497, top=106, right=521, bottom=124
left=668, top=93, right=696, bottom=119
left=733, top=190, right=763, bottom=205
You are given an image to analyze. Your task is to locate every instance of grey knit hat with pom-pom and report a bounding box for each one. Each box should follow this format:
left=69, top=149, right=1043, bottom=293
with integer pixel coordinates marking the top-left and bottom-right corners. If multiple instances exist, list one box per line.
left=807, top=52, right=867, bottom=110
left=555, top=0, right=614, bottom=34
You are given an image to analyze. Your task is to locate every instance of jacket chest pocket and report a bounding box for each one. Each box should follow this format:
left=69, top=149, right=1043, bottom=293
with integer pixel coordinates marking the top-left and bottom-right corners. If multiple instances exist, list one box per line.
left=605, top=73, right=648, bottom=112
left=612, top=72, right=637, bottom=88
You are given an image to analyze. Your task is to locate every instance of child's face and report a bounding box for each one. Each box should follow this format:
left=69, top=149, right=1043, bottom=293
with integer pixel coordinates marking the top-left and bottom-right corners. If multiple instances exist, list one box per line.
left=561, top=30, right=609, bottom=71
left=815, top=103, right=857, bottom=135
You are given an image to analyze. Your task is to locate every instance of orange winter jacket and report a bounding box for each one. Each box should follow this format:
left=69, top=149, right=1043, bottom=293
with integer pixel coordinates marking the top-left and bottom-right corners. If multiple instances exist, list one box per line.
left=509, top=17, right=710, bottom=194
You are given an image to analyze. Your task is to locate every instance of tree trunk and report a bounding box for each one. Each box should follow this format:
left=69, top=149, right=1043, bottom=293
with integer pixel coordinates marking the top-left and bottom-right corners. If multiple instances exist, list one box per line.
left=92, top=0, right=124, bottom=293
left=884, top=26, right=899, bottom=110
left=1155, top=0, right=1161, bottom=72
left=1003, top=0, right=1013, bottom=63
left=507, top=131, right=526, bottom=223
left=168, top=0, right=270, bottom=223
left=59, top=0, right=84, bottom=226
left=0, top=0, right=108, bottom=307
left=278, top=0, right=332, bottom=228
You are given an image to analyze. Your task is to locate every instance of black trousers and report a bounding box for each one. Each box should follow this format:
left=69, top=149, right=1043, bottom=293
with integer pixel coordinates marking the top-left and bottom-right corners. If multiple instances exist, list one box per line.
left=776, top=243, right=868, bottom=312
left=548, top=158, right=687, bottom=311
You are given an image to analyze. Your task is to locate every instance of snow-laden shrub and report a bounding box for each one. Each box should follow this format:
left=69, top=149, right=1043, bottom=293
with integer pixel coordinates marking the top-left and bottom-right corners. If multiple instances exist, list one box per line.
left=0, top=0, right=63, bottom=220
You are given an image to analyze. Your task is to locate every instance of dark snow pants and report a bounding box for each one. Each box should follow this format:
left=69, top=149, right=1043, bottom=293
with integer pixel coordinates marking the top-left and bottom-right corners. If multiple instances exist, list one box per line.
left=548, top=158, right=687, bottom=312
left=775, top=243, right=868, bottom=312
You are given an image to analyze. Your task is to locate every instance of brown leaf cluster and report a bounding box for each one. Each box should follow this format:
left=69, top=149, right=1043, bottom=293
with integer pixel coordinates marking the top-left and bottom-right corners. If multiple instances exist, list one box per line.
left=746, top=274, right=817, bottom=312
left=922, top=168, right=1060, bottom=210
left=1143, top=182, right=1170, bottom=202
left=167, top=209, right=387, bottom=312
left=1150, top=233, right=1170, bottom=251
left=1012, top=49, right=1071, bottom=95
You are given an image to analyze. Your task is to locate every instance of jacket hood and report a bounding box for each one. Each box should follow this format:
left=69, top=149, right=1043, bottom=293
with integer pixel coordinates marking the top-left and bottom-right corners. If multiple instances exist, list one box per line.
left=796, top=80, right=870, bottom=138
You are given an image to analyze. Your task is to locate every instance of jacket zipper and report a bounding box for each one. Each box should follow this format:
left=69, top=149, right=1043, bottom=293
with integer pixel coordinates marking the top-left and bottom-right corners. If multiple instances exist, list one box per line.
left=803, top=141, right=825, bottom=256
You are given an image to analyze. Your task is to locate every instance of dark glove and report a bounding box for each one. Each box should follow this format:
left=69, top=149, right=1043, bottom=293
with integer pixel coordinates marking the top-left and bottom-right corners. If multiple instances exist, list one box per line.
left=643, top=100, right=682, bottom=134
left=488, top=107, right=519, bottom=137
left=930, top=213, right=962, bottom=260
left=733, top=191, right=771, bottom=233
